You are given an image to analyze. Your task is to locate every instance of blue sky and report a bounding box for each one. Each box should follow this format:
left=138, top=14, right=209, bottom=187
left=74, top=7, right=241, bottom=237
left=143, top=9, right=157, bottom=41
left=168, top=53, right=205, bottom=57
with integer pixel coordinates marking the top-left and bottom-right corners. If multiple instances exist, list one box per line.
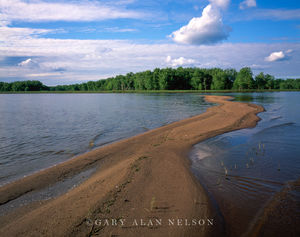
left=0, top=0, right=299, bottom=85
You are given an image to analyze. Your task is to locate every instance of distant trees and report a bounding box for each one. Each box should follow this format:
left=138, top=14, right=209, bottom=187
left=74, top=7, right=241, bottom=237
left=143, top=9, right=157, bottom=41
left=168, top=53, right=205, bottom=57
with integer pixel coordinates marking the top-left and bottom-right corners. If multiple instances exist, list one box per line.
left=279, top=79, right=300, bottom=89
left=211, top=69, right=233, bottom=90
left=190, top=69, right=204, bottom=90
left=233, top=67, right=255, bottom=90
left=0, top=80, right=48, bottom=92
left=255, top=72, right=276, bottom=90
left=1, top=67, right=300, bottom=92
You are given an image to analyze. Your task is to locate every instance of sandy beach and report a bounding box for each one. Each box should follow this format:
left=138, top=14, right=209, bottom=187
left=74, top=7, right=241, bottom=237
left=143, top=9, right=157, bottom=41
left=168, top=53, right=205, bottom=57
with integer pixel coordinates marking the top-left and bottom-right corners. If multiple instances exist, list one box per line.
left=0, top=95, right=264, bottom=237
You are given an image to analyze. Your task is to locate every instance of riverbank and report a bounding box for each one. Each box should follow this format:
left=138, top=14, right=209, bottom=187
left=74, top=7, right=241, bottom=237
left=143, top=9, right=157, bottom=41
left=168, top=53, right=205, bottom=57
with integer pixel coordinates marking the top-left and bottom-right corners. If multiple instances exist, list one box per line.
left=1, top=89, right=300, bottom=94
left=0, top=95, right=264, bottom=237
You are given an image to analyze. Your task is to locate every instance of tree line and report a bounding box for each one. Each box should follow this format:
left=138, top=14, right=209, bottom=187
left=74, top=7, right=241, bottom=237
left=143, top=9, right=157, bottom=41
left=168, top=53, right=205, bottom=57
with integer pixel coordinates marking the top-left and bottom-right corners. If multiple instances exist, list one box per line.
left=1, top=67, right=300, bottom=92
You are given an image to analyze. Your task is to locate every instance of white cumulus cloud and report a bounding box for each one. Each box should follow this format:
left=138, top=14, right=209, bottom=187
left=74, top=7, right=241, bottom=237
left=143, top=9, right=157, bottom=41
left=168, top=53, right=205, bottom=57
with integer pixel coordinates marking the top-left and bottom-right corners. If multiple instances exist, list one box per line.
left=18, top=58, right=33, bottom=66
left=265, top=51, right=286, bottom=62
left=0, top=24, right=299, bottom=84
left=166, top=56, right=195, bottom=67
left=170, top=4, right=230, bottom=45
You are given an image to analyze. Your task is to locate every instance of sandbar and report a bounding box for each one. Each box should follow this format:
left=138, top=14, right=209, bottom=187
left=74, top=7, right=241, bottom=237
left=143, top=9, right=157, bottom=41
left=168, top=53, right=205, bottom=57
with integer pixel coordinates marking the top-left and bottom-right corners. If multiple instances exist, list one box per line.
left=0, top=95, right=264, bottom=237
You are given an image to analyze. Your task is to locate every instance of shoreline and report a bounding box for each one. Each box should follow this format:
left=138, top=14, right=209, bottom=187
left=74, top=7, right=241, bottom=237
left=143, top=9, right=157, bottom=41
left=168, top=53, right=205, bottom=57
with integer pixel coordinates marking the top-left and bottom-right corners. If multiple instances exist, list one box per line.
left=1, top=89, right=300, bottom=94
left=0, top=95, right=264, bottom=237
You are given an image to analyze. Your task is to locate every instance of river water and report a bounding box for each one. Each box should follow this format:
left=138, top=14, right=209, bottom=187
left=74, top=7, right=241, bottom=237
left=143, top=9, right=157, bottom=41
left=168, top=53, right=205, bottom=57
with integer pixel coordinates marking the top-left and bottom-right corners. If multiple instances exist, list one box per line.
left=190, top=92, right=300, bottom=237
left=1, top=92, right=299, bottom=236
left=0, top=93, right=212, bottom=186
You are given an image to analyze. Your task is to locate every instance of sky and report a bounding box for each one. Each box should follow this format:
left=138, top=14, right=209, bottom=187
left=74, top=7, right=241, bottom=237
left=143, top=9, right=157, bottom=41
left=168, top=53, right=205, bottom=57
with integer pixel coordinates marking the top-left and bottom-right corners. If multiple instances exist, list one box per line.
left=0, top=0, right=299, bottom=85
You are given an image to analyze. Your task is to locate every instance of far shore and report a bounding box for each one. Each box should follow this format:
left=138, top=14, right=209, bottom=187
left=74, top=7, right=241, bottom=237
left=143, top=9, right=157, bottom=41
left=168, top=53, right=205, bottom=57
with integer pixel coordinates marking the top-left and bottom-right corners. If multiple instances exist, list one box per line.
left=0, top=89, right=300, bottom=94
left=0, top=95, right=264, bottom=237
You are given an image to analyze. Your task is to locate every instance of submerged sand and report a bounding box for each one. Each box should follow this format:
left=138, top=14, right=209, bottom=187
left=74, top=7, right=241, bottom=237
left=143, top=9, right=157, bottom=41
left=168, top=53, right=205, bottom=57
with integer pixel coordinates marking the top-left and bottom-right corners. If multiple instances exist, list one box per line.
left=0, top=95, right=264, bottom=237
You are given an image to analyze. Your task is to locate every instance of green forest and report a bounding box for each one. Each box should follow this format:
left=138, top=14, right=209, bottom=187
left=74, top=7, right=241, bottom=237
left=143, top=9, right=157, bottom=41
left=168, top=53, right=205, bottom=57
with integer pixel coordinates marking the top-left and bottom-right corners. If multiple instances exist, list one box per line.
left=1, top=67, right=300, bottom=92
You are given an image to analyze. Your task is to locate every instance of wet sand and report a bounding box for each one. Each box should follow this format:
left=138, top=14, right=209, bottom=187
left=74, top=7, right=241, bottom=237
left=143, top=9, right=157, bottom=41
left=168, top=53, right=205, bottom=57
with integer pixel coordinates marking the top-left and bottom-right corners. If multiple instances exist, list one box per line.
left=0, top=95, right=264, bottom=237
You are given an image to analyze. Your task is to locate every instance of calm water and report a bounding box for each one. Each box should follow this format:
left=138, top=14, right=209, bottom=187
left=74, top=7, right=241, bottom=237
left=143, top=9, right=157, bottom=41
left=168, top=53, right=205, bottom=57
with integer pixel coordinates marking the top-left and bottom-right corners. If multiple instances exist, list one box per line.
left=190, top=92, right=300, bottom=237
left=1, top=92, right=299, bottom=235
left=0, top=93, right=212, bottom=186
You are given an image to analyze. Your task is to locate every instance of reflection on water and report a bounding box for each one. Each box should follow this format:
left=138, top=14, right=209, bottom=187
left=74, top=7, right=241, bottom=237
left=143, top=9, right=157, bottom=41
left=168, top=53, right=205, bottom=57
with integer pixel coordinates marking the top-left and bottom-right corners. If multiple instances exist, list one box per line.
left=190, top=92, right=300, bottom=237
left=0, top=93, right=213, bottom=186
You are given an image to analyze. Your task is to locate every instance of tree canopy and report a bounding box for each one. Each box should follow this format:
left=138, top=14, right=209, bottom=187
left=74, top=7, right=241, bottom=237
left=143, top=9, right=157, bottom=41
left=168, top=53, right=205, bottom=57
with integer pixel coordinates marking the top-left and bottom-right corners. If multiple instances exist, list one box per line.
left=1, top=67, right=300, bottom=92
